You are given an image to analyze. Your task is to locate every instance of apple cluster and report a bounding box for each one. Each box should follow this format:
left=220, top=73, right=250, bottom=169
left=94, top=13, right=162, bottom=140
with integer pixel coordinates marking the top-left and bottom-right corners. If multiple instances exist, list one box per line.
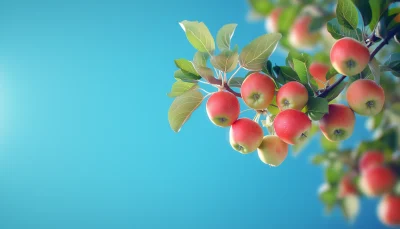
left=338, top=151, right=400, bottom=226
left=205, top=36, right=385, bottom=168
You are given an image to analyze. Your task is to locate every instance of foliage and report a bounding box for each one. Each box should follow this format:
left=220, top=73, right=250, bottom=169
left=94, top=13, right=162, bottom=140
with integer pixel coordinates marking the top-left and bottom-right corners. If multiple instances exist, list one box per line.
left=168, top=0, right=400, bottom=226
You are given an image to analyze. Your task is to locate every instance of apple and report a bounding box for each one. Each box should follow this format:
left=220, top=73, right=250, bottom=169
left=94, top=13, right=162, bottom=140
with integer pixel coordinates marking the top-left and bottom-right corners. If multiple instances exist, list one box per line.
left=273, top=109, right=312, bottom=145
left=330, top=37, right=370, bottom=76
left=309, top=62, right=335, bottom=89
left=359, top=166, right=396, bottom=197
left=288, top=15, right=320, bottom=49
left=265, top=8, right=283, bottom=33
left=378, top=194, right=400, bottom=226
left=241, top=72, right=276, bottom=110
left=346, top=79, right=385, bottom=116
left=338, top=174, right=358, bottom=198
left=229, top=118, right=264, bottom=154
left=206, top=91, right=240, bottom=127
left=319, top=104, right=355, bottom=142
left=257, top=135, right=288, bottom=166
left=359, top=150, right=385, bottom=173
left=276, top=81, right=308, bottom=111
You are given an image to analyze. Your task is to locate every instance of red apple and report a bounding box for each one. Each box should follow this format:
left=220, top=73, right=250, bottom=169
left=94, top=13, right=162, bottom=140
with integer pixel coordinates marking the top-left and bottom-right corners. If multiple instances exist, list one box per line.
left=359, top=150, right=385, bottom=173
left=206, top=91, right=240, bottom=127
left=309, top=62, right=335, bottom=89
left=257, top=135, right=288, bottom=166
left=330, top=37, right=370, bottom=76
left=241, top=72, right=275, bottom=110
left=273, top=109, right=312, bottom=145
left=378, top=194, right=400, bottom=226
left=319, top=104, right=355, bottom=142
left=359, top=166, right=396, bottom=197
left=276, top=81, right=308, bottom=111
left=265, top=8, right=283, bottom=33
left=346, top=79, right=385, bottom=116
left=229, top=118, right=264, bottom=154
left=288, top=16, right=320, bottom=49
left=338, top=174, right=358, bottom=198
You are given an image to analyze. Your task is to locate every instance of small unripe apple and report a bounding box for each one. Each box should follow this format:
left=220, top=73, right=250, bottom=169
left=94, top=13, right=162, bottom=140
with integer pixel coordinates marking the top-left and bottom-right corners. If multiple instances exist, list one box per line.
left=273, top=109, right=312, bottom=145
left=276, top=81, right=308, bottom=111
left=288, top=16, right=320, bottom=49
left=359, top=166, right=397, bottom=197
left=319, top=104, right=355, bottom=142
left=346, top=79, right=385, bottom=116
left=338, top=174, right=358, bottom=198
left=257, top=135, right=288, bottom=166
left=206, top=91, right=240, bottom=127
left=330, top=37, right=370, bottom=76
left=309, top=62, right=335, bottom=89
left=378, top=194, right=400, bottom=226
left=241, top=72, right=275, bottom=110
left=265, top=8, right=283, bottom=33
left=229, top=118, right=264, bottom=154
left=359, top=150, right=385, bottom=174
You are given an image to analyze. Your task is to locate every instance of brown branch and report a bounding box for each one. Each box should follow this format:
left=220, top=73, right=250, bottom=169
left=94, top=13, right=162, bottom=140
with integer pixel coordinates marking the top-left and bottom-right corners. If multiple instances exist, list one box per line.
left=206, top=77, right=241, bottom=97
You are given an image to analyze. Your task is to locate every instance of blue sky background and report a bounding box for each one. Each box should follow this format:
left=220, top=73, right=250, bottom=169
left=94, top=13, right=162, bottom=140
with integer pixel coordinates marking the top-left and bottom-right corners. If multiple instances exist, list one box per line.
left=0, top=0, right=388, bottom=228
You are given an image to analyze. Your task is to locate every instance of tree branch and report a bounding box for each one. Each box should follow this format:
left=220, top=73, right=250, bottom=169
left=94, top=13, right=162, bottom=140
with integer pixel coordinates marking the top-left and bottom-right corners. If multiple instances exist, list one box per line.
left=318, top=25, right=400, bottom=98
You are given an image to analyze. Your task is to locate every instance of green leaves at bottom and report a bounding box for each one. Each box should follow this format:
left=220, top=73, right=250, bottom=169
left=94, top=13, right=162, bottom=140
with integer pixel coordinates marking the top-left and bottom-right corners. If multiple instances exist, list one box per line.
left=168, top=88, right=204, bottom=132
left=306, top=97, right=329, bottom=121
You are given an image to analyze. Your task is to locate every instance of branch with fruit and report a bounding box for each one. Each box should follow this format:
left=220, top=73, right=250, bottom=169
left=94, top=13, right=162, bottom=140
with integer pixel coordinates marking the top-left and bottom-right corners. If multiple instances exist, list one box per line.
left=167, top=0, right=400, bottom=226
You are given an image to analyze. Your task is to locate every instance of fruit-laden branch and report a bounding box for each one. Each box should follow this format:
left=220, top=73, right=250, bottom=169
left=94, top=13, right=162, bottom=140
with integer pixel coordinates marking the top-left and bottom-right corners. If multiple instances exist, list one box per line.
left=319, top=25, right=400, bottom=98
left=370, top=25, right=400, bottom=60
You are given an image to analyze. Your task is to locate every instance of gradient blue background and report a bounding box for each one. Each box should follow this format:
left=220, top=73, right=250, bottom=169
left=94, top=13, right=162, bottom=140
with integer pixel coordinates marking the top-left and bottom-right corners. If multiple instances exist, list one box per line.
left=0, top=1, right=387, bottom=228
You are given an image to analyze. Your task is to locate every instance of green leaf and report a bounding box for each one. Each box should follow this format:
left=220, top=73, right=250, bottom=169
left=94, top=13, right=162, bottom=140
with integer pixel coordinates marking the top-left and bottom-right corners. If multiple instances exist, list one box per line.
left=377, top=127, right=398, bottom=152
left=179, top=20, right=215, bottom=55
left=193, top=52, right=209, bottom=67
left=248, top=0, right=274, bottom=16
left=381, top=53, right=400, bottom=77
left=325, top=162, right=343, bottom=185
left=312, top=154, right=328, bottom=165
left=327, top=18, right=362, bottom=41
left=277, top=6, right=299, bottom=33
left=321, top=135, right=340, bottom=152
left=293, top=58, right=318, bottom=93
left=228, top=77, right=245, bottom=88
left=369, top=58, right=380, bottom=84
left=211, top=49, right=239, bottom=73
left=369, top=0, right=391, bottom=31
left=194, top=66, right=215, bottom=82
left=167, top=81, right=197, bottom=98
left=168, top=88, right=204, bottom=132
left=326, top=66, right=338, bottom=80
left=216, top=24, right=237, bottom=51
left=174, top=69, right=200, bottom=82
left=351, top=0, right=372, bottom=26
left=340, top=195, right=360, bottom=222
left=306, top=97, right=329, bottom=121
left=262, top=60, right=274, bottom=77
left=336, top=0, right=359, bottom=30
left=174, top=59, right=200, bottom=77
left=239, top=33, right=282, bottom=71
left=309, top=17, right=325, bottom=32
left=325, top=81, right=348, bottom=102
left=273, top=66, right=300, bottom=84
left=318, top=184, right=338, bottom=212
